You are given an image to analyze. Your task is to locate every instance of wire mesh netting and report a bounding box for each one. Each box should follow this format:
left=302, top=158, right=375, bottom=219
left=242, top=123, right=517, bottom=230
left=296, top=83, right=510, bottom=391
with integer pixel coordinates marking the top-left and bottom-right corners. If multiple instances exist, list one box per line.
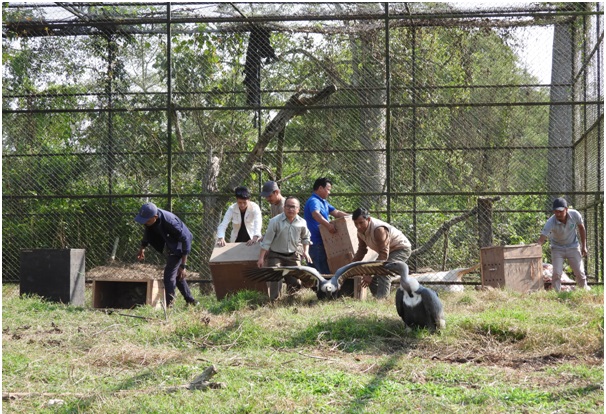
left=2, top=3, right=604, bottom=289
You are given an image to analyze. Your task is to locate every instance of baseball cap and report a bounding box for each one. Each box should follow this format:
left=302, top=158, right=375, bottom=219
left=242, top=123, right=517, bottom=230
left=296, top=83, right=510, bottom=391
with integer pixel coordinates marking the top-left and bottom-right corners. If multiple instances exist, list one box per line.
left=552, top=197, right=568, bottom=211
left=135, top=202, right=158, bottom=224
left=260, top=181, right=279, bottom=197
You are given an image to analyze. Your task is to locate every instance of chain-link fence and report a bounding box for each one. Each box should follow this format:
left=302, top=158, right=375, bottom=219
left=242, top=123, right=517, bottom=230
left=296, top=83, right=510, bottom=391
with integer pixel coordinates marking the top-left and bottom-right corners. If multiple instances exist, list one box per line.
left=3, top=3, right=603, bottom=287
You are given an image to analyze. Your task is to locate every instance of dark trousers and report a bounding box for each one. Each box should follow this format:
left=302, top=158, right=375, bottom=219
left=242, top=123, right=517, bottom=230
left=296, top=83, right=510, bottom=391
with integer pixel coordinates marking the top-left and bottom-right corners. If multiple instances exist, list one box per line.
left=266, top=250, right=301, bottom=300
left=165, top=254, right=195, bottom=305
left=309, top=243, right=331, bottom=275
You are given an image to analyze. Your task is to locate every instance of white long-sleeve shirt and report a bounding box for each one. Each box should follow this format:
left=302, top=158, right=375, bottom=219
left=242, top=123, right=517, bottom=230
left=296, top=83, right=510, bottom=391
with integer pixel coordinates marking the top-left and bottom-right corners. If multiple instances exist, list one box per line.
left=216, top=201, right=263, bottom=242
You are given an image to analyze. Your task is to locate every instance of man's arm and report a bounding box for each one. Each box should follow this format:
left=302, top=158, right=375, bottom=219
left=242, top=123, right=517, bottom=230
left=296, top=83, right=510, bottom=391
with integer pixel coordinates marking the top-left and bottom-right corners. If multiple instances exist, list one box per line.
left=578, top=223, right=587, bottom=257
left=257, top=248, right=268, bottom=268
left=352, top=237, right=369, bottom=262
left=312, top=210, right=337, bottom=234
left=536, top=234, right=548, bottom=245
left=373, top=227, right=390, bottom=261
left=330, top=209, right=349, bottom=219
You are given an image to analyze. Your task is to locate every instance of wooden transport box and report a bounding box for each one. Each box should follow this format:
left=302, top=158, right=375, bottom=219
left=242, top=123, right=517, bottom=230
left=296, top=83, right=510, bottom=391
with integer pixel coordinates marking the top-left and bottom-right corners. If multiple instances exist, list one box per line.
left=319, top=216, right=378, bottom=274
left=20, top=248, right=86, bottom=306
left=93, top=278, right=165, bottom=309
left=480, top=244, right=543, bottom=293
left=209, top=243, right=268, bottom=300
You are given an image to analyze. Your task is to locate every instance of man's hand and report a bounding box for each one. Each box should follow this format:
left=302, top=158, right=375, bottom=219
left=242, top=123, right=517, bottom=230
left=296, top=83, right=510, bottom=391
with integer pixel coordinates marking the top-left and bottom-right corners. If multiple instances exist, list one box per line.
left=177, top=267, right=186, bottom=281
left=581, top=245, right=588, bottom=257
left=137, top=248, right=145, bottom=261
left=246, top=236, right=259, bottom=246
left=302, top=252, right=313, bottom=264
left=217, top=238, right=226, bottom=247
left=360, top=275, right=373, bottom=288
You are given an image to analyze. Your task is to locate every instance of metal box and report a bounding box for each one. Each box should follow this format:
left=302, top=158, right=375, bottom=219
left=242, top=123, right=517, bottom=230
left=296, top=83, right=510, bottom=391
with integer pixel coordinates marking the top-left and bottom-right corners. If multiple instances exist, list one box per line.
left=480, top=244, right=543, bottom=293
left=93, top=278, right=165, bottom=309
left=20, top=248, right=85, bottom=305
left=209, top=243, right=269, bottom=300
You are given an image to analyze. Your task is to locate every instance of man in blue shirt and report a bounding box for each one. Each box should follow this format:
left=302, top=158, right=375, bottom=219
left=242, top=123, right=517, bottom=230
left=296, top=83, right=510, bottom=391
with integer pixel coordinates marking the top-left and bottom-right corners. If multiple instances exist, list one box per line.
left=537, top=197, right=590, bottom=292
left=303, top=177, right=348, bottom=274
left=135, top=202, right=198, bottom=307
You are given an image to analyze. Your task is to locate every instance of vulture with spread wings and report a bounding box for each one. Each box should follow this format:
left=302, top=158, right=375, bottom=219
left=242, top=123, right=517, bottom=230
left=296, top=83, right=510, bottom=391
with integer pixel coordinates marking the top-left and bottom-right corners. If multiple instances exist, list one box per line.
left=244, top=260, right=398, bottom=300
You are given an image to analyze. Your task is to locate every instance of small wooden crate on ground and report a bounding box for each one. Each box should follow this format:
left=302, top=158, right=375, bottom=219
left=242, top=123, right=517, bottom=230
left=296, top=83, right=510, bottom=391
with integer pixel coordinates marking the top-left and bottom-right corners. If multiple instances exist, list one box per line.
left=88, top=262, right=167, bottom=309
left=93, top=278, right=165, bottom=309
left=480, top=244, right=543, bottom=293
left=209, top=243, right=268, bottom=300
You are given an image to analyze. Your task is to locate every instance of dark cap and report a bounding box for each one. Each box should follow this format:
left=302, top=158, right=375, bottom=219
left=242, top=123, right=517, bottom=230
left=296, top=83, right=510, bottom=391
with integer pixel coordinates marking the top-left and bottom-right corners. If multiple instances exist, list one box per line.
left=260, top=181, right=279, bottom=197
left=552, top=197, right=568, bottom=211
left=135, top=202, right=158, bottom=224
left=234, top=186, right=251, bottom=199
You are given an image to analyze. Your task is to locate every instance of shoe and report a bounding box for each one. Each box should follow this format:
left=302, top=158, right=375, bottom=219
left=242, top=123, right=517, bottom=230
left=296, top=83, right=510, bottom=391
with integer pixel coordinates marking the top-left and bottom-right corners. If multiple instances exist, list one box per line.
left=186, top=300, right=200, bottom=306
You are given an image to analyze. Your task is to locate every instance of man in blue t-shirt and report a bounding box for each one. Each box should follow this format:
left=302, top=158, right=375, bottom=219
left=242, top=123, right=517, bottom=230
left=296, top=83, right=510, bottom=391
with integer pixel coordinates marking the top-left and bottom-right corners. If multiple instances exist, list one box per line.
left=537, top=197, right=590, bottom=292
left=303, top=177, right=348, bottom=274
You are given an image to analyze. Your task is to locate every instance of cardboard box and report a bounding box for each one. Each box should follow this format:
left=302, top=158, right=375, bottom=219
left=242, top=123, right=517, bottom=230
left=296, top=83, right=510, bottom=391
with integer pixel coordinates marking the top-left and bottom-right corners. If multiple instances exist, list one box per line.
left=93, top=278, right=165, bottom=309
left=20, top=248, right=85, bottom=305
left=209, top=243, right=269, bottom=300
left=480, top=244, right=543, bottom=293
left=319, top=216, right=378, bottom=274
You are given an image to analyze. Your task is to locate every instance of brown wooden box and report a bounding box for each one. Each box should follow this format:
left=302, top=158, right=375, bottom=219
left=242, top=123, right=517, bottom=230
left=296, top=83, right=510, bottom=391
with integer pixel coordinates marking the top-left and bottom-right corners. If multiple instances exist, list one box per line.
left=93, top=278, right=165, bottom=309
left=480, top=244, right=543, bottom=293
left=319, top=216, right=378, bottom=274
left=209, top=243, right=269, bottom=300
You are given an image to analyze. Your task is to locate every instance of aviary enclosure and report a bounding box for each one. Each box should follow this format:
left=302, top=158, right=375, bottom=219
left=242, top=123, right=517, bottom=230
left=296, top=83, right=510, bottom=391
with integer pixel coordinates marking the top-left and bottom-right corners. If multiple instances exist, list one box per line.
left=2, top=3, right=603, bottom=285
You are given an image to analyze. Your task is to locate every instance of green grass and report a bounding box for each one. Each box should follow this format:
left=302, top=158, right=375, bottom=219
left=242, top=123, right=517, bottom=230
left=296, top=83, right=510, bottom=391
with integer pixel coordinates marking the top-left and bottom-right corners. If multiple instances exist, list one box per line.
left=2, top=284, right=603, bottom=413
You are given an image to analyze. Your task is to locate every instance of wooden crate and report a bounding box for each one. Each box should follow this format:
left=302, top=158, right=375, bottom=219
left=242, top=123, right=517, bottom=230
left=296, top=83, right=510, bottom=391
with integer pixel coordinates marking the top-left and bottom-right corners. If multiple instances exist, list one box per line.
left=20, top=248, right=86, bottom=306
left=319, top=216, right=378, bottom=274
left=93, top=278, right=165, bottom=309
left=480, top=244, right=543, bottom=293
left=209, top=243, right=268, bottom=300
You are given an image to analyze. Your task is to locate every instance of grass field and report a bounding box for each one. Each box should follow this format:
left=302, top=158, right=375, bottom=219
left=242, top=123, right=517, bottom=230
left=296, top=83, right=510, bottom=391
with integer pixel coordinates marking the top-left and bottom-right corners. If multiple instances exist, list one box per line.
left=2, top=283, right=604, bottom=413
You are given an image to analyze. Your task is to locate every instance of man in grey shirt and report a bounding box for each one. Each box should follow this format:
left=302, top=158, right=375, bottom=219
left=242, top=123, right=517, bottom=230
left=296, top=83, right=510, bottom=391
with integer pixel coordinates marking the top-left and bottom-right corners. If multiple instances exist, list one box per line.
left=260, top=180, right=285, bottom=217
left=257, top=197, right=312, bottom=299
left=537, top=197, right=590, bottom=291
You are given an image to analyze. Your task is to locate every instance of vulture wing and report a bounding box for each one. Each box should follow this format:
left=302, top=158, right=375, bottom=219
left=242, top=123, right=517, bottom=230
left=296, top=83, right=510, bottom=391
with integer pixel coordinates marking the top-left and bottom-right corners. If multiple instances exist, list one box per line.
left=331, top=260, right=399, bottom=287
left=244, top=265, right=324, bottom=286
left=418, top=286, right=445, bottom=330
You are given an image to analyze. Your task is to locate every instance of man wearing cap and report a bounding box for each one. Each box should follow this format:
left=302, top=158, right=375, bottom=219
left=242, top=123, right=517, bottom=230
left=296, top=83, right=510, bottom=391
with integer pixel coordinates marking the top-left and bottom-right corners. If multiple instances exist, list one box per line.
left=537, top=197, right=590, bottom=291
left=135, top=202, right=198, bottom=307
left=303, top=177, right=349, bottom=275
left=351, top=207, right=412, bottom=299
left=260, top=180, right=285, bottom=218
left=257, top=197, right=312, bottom=299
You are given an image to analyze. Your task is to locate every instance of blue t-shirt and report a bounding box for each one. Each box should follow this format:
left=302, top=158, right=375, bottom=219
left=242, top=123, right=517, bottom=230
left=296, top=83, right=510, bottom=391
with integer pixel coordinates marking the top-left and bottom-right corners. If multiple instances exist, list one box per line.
left=303, top=193, right=335, bottom=245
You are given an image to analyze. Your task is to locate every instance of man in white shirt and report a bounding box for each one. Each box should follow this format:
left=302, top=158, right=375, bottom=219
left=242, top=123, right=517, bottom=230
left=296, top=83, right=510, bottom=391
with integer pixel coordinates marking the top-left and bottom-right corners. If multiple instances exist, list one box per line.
left=537, top=197, right=590, bottom=291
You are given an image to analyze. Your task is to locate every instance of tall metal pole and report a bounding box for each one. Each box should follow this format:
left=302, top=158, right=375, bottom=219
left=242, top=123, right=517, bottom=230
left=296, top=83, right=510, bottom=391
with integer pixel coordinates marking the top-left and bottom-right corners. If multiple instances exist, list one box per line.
left=166, top=3, right=173, bottom=210
left=385, top=3, right=391, bottom=222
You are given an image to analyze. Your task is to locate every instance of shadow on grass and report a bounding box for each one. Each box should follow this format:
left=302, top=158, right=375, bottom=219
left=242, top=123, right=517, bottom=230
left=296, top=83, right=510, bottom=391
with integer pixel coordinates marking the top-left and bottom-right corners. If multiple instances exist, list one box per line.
left=346, top=351, right=407, bottom=412
left=284, top=314, right=428, bottom=353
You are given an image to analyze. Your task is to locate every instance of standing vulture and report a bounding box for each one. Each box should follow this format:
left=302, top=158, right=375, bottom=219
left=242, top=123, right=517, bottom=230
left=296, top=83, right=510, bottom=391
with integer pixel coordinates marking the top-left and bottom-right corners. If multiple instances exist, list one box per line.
left=244, top=261, right=397, bottom=300
left=384, top=261, right=446, bottom=331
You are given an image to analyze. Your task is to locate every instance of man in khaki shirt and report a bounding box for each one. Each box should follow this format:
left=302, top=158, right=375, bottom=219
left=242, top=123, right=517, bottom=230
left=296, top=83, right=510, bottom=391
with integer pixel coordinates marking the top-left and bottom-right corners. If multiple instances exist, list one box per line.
left=351, top=207, right=412, bottom=298
left=258, top=197, right=312, bottom=299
